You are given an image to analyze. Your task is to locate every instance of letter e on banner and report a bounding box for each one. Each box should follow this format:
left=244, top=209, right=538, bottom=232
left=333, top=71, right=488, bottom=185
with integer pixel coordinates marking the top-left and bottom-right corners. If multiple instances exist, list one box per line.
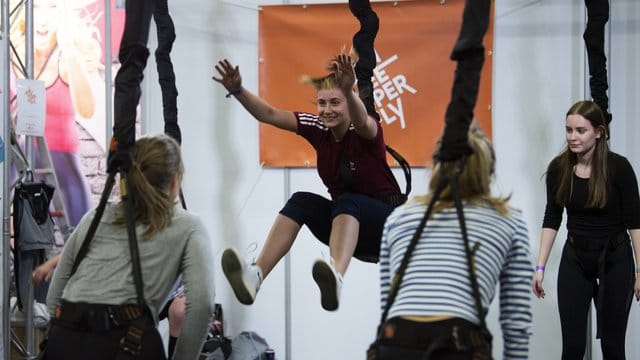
left=258, top=0, right=493, bottom=167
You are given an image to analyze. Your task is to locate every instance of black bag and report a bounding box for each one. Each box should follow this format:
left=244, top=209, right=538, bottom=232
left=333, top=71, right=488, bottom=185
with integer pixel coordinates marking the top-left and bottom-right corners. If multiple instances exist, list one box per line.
left=12, top=179, right=56, bottom=308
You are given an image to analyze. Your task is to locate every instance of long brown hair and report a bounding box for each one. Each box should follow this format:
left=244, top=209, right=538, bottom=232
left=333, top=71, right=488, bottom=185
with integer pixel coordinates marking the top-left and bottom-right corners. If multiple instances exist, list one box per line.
left=419, top=123, right=510, bottom=215
left=127, top=134, right=184, bottom=239
left=553, top=100, right=608, bottom=208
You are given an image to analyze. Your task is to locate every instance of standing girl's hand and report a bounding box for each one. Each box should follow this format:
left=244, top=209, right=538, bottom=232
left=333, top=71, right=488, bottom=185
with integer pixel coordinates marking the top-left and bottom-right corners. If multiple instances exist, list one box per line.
left=635, top=275, right=640, bottom=301
left=532, top=270, right=546, bottom=298
left=213, top=59, right=243, bottom=94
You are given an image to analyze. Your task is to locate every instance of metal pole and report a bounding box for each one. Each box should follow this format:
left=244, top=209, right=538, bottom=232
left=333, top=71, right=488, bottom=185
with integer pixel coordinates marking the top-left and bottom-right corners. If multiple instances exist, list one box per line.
left=24, top=0, right=32, bottom=166
left=2, top=0, right=12, bottom=356
left=283, top=168, right=291, bottom=360
left=105, top=0, right=113, bottom=152
left=281, top=2, right=291, bottom=359
left=23, top=0, right=36, bottom=357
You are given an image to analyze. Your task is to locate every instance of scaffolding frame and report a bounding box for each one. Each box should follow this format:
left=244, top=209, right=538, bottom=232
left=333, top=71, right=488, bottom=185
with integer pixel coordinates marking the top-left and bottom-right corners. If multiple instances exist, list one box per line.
left=1, top=1, right=115, bottom=358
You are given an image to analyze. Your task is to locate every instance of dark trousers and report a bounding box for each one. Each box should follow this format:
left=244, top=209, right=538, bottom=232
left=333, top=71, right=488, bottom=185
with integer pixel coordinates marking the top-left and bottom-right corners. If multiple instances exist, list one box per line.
left=376, top=317, right=491, bottom=360
left=45, top=323, right=129, bottom=360
left=558, top=241, right=634, bottom=359
left=43, top=302, right=166, bottom=360
left=280, top=191, right=395, bottom=262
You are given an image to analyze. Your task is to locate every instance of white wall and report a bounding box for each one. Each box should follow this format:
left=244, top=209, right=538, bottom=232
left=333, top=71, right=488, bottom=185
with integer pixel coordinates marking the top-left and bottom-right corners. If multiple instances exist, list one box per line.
left=139, top=0, right=640, bottom=359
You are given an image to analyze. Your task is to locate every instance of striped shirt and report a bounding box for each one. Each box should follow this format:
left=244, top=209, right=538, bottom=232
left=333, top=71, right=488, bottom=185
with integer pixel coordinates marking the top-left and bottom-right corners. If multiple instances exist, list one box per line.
left=380, top=199, right=533, bottom=359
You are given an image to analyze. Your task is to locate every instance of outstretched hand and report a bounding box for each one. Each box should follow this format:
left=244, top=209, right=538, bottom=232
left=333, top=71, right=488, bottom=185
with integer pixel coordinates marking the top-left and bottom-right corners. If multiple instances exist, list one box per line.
left=212, top=59, right=243, bottom=94
left=328, top=54, right=356, bottom=95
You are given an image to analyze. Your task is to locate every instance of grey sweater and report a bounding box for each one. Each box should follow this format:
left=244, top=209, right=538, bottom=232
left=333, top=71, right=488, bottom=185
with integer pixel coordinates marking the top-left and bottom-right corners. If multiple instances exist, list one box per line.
left=47, top=203, right=216, bottom=360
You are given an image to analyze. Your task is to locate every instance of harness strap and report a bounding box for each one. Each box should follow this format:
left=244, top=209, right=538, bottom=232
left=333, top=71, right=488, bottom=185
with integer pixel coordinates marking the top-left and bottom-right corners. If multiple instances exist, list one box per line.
left=53, top=301, right=144, bottom=332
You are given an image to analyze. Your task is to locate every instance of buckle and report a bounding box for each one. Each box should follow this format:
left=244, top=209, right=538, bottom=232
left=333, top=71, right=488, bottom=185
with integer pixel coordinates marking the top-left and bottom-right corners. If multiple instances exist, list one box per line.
left=452, top=325, right=467, bottom=351
left=120, top=325, right=143, bottom=356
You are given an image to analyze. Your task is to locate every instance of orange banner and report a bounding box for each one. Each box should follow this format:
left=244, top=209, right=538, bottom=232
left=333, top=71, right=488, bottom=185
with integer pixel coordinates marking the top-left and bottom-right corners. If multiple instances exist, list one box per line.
left=258, top=0, right=493, bottom=167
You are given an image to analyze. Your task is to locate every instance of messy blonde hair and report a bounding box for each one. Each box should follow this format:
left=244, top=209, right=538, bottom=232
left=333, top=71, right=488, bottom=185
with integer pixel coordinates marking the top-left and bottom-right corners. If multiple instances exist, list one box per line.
left=301, top=48, right=358, bottom=92
left=417, top=123, right=510, bottom=216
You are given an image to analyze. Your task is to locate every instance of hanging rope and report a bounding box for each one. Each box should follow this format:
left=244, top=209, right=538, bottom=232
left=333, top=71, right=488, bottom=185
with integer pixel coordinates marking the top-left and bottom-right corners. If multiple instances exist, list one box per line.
left=349, top=0, right=379, bottom=121
left=349, top=0, right=411, bottom=201
left=110, top=0, right=181, bottom=172
left=583, top=0, right=611, bottom=135
left=438, top=0, right=491, bottom=162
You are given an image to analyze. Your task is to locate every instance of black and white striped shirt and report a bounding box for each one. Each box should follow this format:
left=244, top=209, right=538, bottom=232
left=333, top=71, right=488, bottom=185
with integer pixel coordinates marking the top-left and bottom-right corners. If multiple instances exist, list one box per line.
left=380, top=199, right=533, bottom=359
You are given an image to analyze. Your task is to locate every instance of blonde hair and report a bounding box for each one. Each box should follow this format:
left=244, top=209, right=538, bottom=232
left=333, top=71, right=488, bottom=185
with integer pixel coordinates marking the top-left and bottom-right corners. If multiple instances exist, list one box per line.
left=301, top=48, right=358, bottom=92
left=301, top=73, right=340, bottom=92
left=417, top=123, right=510, bottom=215
left=127, top=134, right=183, bottom=239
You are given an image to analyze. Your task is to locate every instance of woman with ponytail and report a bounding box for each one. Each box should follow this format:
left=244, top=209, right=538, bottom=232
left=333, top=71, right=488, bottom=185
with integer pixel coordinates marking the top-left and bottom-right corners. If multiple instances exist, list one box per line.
left=45, top=134, right=215, bottom=360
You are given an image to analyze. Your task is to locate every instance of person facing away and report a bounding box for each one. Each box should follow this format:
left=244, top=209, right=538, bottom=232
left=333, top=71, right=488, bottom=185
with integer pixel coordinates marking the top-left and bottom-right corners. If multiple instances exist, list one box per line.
left=532, top=100, right=640, bottom=359
left=379, top=124, right=533, bottom=359
left=45, top=134, right=216, bottom=360
left=212, top=54, right=403, bottom=311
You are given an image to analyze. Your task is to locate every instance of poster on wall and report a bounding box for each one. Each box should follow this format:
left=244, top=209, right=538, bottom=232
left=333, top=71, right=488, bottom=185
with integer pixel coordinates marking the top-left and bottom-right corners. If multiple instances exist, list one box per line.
left=9, top=0, right=125, bottom=223
left=258, top=0, right=493, bottom=167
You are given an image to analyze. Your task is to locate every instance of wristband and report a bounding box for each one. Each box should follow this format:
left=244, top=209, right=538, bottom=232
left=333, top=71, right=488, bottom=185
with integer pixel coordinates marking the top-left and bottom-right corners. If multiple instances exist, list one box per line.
left=636, top=267, right=640, bottom=273
left=535, top=265, right=545, bottom=272
left=225, top=88, right=242, bottom=98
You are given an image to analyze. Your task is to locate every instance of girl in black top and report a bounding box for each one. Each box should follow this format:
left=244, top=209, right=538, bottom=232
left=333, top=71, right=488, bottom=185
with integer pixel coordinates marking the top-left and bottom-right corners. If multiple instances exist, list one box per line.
left=532, top=100, right=640, bottom=359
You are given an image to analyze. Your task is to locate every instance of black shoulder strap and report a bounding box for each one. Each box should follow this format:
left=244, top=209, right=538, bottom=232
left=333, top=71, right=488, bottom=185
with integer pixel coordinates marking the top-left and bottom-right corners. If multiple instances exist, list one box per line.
left=69, top=170, right=146, bottom=306
left=70, top=171, right=117, bottom=276
left=121, top=173, right=146, bottom=305
left=451, top=165, right=488, bottom=332
left=376, top=158, right=488, bottom=337
left=377, top=174, right=448, bottom=326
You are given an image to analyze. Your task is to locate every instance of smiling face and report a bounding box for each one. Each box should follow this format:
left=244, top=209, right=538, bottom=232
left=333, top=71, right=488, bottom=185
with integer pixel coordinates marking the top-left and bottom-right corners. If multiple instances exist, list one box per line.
left=317, top=88, right=349, bottom=130
left=33, top=0, right=58, bottom=53
left=565, top=114, right=602, bottom=156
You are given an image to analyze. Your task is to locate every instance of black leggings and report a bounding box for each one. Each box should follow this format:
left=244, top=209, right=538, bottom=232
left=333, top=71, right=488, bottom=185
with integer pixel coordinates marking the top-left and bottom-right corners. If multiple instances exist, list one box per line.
left=557, top=241, right=634, bottom=359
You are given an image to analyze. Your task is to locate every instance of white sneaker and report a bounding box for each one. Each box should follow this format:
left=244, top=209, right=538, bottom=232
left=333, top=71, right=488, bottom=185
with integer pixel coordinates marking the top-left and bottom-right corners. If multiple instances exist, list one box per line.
left=221, top=248, right=263, bottom=305
left=312, top=258, right=343, bottom=311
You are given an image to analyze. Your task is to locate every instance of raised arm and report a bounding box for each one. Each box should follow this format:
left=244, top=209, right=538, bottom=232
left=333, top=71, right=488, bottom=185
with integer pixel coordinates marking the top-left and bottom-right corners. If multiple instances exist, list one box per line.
left=213, top=59, right=297, bottom=132
left=331, top=54, right=378, bottom=139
